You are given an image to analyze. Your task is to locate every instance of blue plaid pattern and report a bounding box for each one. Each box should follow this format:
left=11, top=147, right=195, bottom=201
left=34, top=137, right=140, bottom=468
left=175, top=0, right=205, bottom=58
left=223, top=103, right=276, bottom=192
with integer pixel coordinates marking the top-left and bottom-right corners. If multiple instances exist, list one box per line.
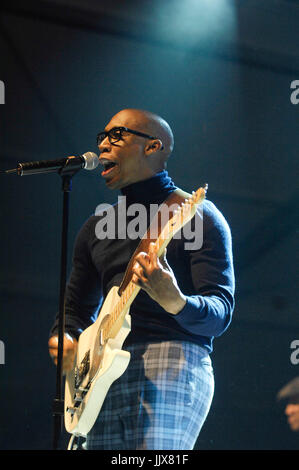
left=85, top=341, right=214, bottom=450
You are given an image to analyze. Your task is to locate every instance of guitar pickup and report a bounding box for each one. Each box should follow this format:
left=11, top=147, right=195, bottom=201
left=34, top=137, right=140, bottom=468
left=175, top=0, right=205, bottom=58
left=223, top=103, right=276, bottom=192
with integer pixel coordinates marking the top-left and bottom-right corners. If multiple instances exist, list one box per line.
left=74, top=393, right=83, bottom=403
left=74, top=350, right=90, bottom=389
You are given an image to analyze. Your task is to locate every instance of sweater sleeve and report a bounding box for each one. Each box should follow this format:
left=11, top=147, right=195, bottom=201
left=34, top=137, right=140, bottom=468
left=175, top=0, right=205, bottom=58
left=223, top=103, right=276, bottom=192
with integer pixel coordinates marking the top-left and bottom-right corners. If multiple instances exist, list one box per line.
left=173, top=201, right=235, bottom=338
left=49, top=217, right=102, bottom=339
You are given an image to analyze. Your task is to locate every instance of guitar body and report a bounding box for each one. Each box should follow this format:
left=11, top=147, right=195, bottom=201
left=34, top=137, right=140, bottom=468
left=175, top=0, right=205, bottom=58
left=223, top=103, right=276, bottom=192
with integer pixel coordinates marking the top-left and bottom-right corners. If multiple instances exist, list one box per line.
left=64, top=286, right=131, bottom=437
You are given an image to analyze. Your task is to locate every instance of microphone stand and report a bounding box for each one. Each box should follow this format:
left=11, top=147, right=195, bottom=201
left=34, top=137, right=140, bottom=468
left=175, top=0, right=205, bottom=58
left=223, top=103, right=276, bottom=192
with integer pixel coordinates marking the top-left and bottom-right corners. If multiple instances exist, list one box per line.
left=52, top=160, right=81, bottom=450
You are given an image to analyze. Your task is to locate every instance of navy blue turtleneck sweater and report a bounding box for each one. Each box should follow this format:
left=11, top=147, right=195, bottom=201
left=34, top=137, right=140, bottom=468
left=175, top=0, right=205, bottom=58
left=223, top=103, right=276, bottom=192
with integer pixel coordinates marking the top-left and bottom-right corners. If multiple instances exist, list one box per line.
left=50, top=171, right=235, bottom=354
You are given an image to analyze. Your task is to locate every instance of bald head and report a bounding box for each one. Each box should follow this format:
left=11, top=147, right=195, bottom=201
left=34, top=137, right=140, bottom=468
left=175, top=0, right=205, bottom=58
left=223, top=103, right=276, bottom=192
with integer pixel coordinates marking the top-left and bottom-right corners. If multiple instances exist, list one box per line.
left=109, top=108, right=174, bottom=170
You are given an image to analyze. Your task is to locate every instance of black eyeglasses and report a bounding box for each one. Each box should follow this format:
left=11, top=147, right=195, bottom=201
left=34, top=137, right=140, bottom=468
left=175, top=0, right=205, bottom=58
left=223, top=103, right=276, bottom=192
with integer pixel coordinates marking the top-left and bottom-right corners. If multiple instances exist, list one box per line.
left=96, top=126, right=163, bottom=149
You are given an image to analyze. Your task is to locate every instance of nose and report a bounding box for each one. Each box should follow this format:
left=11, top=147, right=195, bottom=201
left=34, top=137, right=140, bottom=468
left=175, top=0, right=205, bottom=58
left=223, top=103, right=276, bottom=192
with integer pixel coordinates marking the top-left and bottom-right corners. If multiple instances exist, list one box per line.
left=98, top=136, right=111, bottom=153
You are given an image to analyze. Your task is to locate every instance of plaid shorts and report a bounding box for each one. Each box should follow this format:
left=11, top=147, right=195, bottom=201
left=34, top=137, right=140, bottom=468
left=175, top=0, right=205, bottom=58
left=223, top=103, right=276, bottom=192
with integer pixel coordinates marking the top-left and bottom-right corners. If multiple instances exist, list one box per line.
left=85, top=341, right=214, bottom=450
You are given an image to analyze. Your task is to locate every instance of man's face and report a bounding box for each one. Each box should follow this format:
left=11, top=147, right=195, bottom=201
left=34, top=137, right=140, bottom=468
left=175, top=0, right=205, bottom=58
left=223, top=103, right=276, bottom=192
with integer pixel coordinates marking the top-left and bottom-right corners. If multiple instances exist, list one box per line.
left=98, top=111, right=154, bottom=190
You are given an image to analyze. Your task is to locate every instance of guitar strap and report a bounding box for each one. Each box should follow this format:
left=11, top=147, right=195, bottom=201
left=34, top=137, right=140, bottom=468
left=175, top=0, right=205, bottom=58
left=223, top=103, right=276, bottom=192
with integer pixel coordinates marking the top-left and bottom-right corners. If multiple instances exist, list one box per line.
left=118, top=187, right=193, bottom=296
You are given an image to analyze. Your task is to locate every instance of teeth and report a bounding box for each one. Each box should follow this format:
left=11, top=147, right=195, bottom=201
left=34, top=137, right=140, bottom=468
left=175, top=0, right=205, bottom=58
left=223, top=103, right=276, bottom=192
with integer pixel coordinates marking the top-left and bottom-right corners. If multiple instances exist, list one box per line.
left=100, top=159, right=116, bottom=171
left=100, top=159, right=113, bottom=165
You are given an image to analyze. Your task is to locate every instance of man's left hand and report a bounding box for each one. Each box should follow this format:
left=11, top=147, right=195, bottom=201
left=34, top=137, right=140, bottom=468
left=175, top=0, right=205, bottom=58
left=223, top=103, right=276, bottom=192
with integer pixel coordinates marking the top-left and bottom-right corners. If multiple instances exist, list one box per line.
left=131, top=242, right=186, bottom=315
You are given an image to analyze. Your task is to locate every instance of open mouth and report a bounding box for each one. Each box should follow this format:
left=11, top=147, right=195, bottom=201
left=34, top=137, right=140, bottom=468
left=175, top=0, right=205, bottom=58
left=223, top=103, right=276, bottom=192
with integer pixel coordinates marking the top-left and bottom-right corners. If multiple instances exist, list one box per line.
left=100, top=159, right=118, bottom=177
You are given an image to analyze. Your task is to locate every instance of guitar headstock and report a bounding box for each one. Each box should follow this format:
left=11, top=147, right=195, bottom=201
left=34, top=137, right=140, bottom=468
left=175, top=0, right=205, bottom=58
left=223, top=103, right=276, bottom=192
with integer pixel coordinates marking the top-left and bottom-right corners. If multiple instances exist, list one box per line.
left=159, top=184, right=208, bottom=245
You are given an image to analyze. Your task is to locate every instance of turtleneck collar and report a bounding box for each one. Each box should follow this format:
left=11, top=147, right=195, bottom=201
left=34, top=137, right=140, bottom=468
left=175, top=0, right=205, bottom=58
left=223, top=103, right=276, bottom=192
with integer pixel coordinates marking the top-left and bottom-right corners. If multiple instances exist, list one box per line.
left=120, top=170, right=177, bottom=206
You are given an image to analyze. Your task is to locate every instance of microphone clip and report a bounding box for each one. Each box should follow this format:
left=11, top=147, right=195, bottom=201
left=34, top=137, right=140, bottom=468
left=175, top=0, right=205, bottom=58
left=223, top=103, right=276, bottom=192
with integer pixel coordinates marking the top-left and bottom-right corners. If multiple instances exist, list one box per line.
left=59, top=158, right=83, bottom=192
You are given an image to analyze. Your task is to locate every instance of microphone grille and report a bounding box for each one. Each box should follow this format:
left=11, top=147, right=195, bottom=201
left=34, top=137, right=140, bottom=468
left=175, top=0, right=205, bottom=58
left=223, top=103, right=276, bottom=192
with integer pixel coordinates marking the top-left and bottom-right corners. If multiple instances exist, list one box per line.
left=82, top=152, right=99, bottom=170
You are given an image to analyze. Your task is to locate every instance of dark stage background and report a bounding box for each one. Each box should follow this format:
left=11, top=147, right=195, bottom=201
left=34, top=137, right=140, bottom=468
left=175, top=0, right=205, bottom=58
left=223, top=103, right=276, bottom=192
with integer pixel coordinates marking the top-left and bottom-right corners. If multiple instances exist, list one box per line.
left=0, top=0, right=298, bottom=450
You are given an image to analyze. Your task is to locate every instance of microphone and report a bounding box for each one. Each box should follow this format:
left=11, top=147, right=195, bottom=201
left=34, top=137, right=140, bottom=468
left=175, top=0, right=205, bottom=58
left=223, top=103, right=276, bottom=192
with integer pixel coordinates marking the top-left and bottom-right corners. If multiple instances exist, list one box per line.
left=5, top=152, right=99, bottom=176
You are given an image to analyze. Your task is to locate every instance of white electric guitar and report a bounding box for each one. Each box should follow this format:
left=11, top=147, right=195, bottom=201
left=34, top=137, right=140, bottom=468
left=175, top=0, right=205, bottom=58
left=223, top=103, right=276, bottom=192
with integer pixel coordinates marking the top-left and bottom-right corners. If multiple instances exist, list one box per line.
left=64, top=185, right=207, bottom=438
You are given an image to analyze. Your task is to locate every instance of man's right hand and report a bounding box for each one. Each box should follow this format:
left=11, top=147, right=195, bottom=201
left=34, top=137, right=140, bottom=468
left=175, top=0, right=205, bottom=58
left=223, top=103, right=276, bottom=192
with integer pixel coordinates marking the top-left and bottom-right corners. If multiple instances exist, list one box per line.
left=48, top=333, right=78, bottom=373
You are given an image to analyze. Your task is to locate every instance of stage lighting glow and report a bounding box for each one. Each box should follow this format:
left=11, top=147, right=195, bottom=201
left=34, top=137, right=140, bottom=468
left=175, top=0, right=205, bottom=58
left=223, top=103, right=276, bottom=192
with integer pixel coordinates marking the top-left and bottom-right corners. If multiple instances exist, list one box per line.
left=153, top=0, right=237, bottom=48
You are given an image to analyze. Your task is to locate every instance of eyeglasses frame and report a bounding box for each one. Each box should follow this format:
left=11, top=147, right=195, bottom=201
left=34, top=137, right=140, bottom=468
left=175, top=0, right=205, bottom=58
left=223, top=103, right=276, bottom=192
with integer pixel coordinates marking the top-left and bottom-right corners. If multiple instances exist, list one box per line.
left=97, top=126, right=163, bottom=149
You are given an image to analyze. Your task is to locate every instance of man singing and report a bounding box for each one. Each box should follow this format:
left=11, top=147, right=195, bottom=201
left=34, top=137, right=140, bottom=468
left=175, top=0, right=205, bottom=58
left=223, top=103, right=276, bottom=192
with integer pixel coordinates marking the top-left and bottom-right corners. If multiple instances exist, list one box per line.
left=49, top=108, right=235, bottom=450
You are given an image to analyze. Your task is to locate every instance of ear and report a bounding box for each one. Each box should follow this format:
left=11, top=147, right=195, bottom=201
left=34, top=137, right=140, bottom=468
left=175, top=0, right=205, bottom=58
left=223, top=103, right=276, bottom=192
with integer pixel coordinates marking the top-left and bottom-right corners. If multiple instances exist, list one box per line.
left=145, top=139, right=164, bottom=155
